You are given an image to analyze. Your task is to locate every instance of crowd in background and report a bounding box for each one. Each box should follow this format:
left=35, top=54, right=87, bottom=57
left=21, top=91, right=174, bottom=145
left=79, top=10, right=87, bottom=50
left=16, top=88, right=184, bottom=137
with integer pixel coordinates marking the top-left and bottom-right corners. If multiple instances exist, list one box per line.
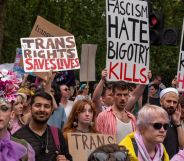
left=0, top=68, right=184, bottom=161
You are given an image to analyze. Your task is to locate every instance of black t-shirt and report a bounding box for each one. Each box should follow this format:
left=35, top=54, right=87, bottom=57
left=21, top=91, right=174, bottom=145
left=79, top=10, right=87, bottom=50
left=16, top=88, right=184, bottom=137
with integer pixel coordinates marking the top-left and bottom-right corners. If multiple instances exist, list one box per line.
left=163, top=122, right=179, bottom=159
left=148, top=97, right=160, bottom=106
left=13, top=124, right=72, bottom=161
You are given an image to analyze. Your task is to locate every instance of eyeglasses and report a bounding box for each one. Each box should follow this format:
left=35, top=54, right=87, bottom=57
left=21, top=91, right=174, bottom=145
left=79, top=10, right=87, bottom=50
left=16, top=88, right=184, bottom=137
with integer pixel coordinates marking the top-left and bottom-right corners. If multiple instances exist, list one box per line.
left=92, top=151, right=127, bottom=161
left=151, top=123, right=169, bottom=131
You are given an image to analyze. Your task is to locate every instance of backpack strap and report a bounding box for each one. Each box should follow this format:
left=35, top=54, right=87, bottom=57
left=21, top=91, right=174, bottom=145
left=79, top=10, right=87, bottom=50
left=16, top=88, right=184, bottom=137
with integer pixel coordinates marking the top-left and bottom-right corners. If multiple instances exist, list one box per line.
left=131, top=137, right=138, bottom=156
left=50, top=126, right=60, bottom=153
left=131, top=137, right=165, bottom=161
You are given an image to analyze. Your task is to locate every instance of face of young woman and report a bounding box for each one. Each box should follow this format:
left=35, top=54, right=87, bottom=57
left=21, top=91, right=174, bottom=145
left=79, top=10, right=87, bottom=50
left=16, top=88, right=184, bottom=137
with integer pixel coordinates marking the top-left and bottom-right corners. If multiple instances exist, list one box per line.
left=0, top=102, right=14, bottom=131
left=13, top=95, right=24, bottom=116
left=77, top=104, right=94, bottom=126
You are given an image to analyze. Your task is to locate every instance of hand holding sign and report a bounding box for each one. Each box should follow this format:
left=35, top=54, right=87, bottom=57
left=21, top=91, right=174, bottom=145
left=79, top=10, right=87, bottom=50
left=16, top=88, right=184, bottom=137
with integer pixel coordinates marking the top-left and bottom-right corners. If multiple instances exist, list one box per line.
left=56, top=155, right=69, bottom=161
left=101, top=69, right=108, bottom=81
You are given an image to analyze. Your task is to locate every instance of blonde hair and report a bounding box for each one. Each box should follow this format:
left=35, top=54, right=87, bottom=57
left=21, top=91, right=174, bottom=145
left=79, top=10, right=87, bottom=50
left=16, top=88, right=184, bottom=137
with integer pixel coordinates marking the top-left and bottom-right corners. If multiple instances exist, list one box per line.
left=137, top=104, right=169, bottom=130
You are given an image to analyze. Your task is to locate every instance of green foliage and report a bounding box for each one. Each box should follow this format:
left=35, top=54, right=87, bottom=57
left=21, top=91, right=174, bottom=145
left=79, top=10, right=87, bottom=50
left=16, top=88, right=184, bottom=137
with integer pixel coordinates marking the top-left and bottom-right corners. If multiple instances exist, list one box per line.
left=1, top=0, right=184, bottom=83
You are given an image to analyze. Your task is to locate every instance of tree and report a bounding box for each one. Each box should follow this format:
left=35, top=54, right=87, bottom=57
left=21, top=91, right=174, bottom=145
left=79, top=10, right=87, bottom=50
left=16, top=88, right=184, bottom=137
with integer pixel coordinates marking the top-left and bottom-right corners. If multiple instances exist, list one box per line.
left=0, top=0, right=7, bottom=61
left=0, top=0, right=184, bottom=83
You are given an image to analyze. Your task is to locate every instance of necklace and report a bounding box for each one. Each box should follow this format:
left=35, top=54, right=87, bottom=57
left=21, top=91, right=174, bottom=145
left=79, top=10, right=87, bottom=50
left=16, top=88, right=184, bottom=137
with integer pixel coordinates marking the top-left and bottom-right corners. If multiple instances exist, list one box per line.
left=45, top=128, right=49, bottom=153
left=76, top=128, right=90, bottom=133
left=30, top=125, right=49, bottom=154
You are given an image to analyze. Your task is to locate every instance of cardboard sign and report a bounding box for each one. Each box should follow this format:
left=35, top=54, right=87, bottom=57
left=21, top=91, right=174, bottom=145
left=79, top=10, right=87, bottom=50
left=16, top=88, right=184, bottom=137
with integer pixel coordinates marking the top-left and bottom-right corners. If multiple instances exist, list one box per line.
left=30, top=16, right=72, bottom=37
left=19, top=16, right=74, bottom=80
left=106, top=0, right=150, bottom=84
left=80, top=44, right=97, bottom=82
left=21, top=36, right=80, bottom=72
left=68, top=133, right=116, bottom=161
left=177, top=19, right=184, bottom=91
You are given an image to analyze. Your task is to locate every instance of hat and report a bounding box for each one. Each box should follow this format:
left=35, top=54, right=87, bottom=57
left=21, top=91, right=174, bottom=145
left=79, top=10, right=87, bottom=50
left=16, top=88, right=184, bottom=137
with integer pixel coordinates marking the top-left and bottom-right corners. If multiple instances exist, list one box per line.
left=160, top=87, right=179, bottom=99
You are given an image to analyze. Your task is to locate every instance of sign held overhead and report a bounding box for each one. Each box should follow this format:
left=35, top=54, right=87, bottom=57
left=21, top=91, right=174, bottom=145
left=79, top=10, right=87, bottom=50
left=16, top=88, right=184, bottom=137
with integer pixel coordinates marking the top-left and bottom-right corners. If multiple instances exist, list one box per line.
left=106, top=0, right=150, bottom=84
left=21, top=36, right=80, bottom=72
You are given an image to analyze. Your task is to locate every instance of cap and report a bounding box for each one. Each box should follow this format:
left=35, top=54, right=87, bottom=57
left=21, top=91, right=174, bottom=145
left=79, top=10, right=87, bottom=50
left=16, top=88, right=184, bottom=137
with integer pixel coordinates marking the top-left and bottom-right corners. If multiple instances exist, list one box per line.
left=160, top=87, right=179, bottom=99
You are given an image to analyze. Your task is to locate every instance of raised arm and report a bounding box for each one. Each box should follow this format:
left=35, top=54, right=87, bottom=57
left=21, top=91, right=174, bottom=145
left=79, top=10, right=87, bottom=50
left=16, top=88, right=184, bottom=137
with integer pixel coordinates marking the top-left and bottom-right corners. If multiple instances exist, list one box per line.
left=125, top=84, right=146, bottom=112
left=44, top=71, right=57, bottom=109
left=92, top=69, right=107, bottom=114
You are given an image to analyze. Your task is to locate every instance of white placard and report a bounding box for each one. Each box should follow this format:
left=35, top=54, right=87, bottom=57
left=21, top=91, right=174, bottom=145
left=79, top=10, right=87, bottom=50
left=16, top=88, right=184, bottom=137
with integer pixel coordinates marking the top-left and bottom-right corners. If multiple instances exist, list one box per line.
left=21, top=36, right=80, bottom=72
left=177, top=19, right=184, bottom=91
left=106, top=0, right=150, bottom=84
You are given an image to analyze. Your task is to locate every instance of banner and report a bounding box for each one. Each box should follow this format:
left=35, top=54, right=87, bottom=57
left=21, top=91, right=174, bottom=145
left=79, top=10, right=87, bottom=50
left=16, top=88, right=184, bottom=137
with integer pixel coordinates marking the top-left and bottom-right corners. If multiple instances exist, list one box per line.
left=80, top=44, right=97, bottom=82
left=21, top=36, right=80, bottom=72
left=106, top=0, right=150, bottom=84
left=177, top=19, right=184, bottom=91
left=68, top=133, right=116, bottom=161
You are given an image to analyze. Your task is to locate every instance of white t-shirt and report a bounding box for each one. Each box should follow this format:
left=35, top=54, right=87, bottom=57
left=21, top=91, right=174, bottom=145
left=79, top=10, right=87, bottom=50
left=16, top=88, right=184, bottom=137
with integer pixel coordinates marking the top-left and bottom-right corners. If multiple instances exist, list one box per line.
left=116, top=117, right=133, bottom=143
left=64, top=100, right=74, bottom=118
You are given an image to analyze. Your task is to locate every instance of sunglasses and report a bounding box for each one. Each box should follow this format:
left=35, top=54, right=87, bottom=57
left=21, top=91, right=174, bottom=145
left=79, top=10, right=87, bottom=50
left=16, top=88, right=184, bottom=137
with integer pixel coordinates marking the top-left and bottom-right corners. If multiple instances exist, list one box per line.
left=63, top=88, right=70, bottom=91
left=151, top=123, right=169, bottom=131
left=92, top=151, right=127, bottom=161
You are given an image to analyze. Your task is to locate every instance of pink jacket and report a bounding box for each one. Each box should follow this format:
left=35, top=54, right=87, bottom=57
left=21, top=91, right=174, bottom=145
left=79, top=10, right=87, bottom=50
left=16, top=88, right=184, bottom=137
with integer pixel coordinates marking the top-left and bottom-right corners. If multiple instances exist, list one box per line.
left=170, top=150, right=184, bottom=161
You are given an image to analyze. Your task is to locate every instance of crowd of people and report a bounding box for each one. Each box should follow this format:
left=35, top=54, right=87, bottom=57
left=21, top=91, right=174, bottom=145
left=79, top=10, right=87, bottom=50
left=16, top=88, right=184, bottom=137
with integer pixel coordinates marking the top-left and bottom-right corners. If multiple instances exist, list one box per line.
left=0, top=68, right=184, bottom=161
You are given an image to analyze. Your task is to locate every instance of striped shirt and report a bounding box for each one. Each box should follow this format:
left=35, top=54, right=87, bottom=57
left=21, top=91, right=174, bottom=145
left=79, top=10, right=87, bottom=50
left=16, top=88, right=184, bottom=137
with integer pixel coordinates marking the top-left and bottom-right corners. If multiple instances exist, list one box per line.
left=96, top=106, right=136, bottom=136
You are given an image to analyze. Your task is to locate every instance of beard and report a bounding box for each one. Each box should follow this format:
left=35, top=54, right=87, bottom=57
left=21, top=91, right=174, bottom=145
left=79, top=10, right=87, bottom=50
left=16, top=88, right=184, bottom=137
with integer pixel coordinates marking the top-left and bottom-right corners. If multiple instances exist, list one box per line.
left=164, top=107, right=176, bottom=115
left=31, top=113, right=50, bottom=124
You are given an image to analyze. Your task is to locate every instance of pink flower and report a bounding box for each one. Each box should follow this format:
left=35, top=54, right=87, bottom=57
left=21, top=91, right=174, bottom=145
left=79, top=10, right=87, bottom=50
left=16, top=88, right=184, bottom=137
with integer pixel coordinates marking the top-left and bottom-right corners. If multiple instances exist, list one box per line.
left=0, top=69, right=22, bottom=102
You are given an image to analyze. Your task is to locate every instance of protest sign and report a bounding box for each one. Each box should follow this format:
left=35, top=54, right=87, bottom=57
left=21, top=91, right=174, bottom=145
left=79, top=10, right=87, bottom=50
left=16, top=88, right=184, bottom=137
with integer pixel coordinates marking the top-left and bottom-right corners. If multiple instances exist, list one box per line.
left=177, top=19, right=184, bottom=91
left=106, top=0, right=150, bottom=84
left=30, top=16, right=72, bottom=37
left=80, top=44, right=97, bottom=82
left=13, top=48, right=25, bottom=75
left=19, top=16, right=75, bottom=80
left=67, top=133, right=116, bottom=161
left=21, top=36, right=80, bottom=72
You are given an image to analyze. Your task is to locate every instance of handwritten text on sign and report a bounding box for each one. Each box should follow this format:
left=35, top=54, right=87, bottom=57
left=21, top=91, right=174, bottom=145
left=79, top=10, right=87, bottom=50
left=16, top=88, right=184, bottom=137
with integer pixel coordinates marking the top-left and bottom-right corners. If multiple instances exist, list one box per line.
left=67, top=133, right=116, bottom=161
left=21, top=36, right=80, bottom=72
left=106, top=0, right=150, bottom=84
left=177, top=20, right=184, bottom=91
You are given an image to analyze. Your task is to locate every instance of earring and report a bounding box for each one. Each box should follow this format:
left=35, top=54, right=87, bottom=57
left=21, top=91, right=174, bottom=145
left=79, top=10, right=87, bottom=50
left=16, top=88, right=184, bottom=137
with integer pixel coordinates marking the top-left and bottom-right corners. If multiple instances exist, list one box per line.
left=73, top=121, right=78, bottom=127
left=90, top=122, right=94, bottom=127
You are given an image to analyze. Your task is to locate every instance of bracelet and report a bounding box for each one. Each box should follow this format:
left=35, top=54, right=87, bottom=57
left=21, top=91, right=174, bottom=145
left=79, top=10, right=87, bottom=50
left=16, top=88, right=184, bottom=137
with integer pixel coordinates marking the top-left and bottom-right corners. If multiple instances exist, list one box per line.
left=175, top=124, right=182, bottom=128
